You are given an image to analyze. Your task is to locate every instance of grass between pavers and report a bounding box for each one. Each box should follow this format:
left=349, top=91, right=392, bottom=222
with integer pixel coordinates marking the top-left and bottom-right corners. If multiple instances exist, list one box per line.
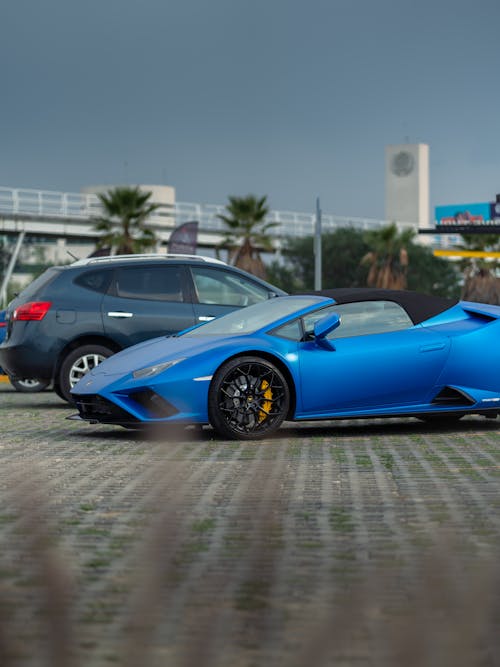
left=0, top=391, right=500, bottom=665
left=1, top=471, right=500, bottom=666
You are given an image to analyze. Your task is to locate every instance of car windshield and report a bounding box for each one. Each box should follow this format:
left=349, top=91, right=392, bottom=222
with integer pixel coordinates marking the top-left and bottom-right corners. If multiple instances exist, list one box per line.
left=182, top=296, right=324, bottom=336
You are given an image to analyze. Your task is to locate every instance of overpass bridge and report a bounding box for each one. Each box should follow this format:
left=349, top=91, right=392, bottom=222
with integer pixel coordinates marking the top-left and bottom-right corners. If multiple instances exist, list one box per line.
left=0, top=185, right=414, bottom=248
left=1, top=185, right=452, bottom=305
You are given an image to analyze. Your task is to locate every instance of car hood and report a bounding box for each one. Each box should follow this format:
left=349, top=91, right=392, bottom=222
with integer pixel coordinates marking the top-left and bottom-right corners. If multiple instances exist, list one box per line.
left=90, top=333, right=242, bottom=377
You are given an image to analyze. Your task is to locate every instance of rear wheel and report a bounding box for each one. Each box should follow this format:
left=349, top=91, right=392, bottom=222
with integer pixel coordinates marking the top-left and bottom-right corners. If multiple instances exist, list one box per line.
left=58, top=345, right=114, bottom=403
left=10, top=377, right=50, bottom=393
left=208, top=356, right=289, bottom=440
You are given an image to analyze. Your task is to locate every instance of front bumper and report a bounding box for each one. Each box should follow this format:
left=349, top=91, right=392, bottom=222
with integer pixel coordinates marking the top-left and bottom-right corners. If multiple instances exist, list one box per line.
left=73, top=390, right=180, bottom=426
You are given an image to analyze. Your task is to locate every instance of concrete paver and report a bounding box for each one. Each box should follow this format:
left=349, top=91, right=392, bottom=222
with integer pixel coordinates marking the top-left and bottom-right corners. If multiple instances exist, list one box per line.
left=0, top=385, right=499, bottom=666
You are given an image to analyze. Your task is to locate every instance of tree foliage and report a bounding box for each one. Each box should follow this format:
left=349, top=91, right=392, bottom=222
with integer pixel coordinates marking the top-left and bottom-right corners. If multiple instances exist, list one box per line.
left=267, top=226, right=461, bottom=299
left=361, top=223, right=414, bottom=290
left=267, top=227, right=370, bottom=292
left=217, top=195, right=277, bottom=279
left=93, top=186, right=160, bottom=255
left=457, top=234, right=500, bottom=305
left=405, top=242, right=461, bottom=299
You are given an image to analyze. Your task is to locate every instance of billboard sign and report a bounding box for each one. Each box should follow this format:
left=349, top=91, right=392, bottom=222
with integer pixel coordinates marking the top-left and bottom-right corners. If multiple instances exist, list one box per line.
left=435, top=202, right=492, bottom=226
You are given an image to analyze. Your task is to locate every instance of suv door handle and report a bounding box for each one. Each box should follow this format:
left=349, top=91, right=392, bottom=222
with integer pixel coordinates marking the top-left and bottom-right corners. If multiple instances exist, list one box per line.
left=107, top=311, right=133, bottom=318
left=198, top=316, right=215, bottom=322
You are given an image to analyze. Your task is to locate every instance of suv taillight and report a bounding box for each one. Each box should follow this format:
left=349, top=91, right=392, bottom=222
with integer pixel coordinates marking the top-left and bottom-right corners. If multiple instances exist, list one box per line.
left=13, top=301, right=52, bottom=321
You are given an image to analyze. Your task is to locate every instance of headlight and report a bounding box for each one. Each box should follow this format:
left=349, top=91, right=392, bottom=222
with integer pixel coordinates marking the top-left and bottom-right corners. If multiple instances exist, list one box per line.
left=132, top=358, right=185, bottom=380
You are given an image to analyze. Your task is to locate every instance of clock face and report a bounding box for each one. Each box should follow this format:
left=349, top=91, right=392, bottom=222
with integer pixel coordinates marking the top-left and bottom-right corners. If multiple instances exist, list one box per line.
left=391, top=151, right=415, bottom=177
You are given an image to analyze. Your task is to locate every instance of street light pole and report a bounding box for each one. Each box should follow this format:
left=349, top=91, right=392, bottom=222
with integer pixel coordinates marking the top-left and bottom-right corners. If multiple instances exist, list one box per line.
left=314, top=197, right=322, bottom=291
left=0, top=231, right=25, bottom=307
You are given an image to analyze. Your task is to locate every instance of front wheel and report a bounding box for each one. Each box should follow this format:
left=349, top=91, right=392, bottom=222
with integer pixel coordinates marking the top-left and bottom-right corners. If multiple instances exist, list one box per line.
left=58, top=344, right=114, bottom=403
left=208, top=356, right=289, bottom=440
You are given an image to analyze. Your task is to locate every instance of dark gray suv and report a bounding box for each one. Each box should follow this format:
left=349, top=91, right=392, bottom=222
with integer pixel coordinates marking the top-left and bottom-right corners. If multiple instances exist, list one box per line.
left=0, top=254, right=285, bottom=402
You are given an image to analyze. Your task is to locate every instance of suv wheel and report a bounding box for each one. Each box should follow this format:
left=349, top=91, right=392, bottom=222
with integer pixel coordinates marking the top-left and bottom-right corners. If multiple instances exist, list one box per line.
left=10, top=378, right=51, bottom=393
left=52, top=381, right=66, bottom=400
left=58, top=345, right=114, bottom=403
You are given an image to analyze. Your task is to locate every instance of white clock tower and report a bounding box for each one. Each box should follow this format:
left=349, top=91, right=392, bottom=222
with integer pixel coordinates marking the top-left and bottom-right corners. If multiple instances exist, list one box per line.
left=385, top=143, right=430, bottom=234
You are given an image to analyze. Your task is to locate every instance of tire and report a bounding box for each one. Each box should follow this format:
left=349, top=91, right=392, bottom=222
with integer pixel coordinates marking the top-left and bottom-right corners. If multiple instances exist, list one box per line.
left=10, top=377, right=50, bottom=393
left=58, top=345, right=114, bottom=403
left=208, top=356, right=289, bottom=440
left=52, top=381, right=66, bottom=400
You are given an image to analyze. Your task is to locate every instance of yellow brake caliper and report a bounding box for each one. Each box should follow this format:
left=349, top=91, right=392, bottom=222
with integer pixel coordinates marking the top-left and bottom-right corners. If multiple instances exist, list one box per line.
left=259, top=379, right=273, bottom=422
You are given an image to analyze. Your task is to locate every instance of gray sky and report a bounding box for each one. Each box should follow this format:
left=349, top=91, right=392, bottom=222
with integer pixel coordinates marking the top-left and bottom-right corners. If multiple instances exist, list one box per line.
left=2, top=0, right=500, bottom=219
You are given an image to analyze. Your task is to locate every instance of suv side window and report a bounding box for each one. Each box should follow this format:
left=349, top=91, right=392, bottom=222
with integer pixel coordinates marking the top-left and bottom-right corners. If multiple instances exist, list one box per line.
left=114, top=266, right=184, bottom=302
left=74, top=269, right=112, bottom=293
left=302, top=300, right=413, bottom=340
left=190, top=266, right=270, bottom=307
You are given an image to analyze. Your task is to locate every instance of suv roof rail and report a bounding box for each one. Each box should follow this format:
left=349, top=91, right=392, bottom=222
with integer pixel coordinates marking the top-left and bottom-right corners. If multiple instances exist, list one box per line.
left=71, top=253, right=227, bottom=267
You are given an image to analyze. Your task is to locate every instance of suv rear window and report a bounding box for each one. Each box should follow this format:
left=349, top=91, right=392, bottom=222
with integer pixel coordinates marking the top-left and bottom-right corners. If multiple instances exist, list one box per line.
left=16, top=267, right=61, bottom=301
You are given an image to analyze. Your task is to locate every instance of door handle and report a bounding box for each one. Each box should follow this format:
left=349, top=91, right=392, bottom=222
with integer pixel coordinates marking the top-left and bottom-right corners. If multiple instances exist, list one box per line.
left=198, top=316, right=215, bottom=322
left=419, top=342, right=445, bottom=352
left=107, top=311, right=133, bottom=318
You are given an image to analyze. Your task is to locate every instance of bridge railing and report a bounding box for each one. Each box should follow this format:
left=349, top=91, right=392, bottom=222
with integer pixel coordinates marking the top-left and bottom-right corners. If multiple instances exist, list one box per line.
left=0, top=187, right=100, bottom=219
left=0, top=185, right=410, bottom=239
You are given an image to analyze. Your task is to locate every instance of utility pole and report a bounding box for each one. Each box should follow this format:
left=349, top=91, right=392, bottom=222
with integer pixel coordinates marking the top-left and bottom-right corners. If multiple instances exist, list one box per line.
left=0, top=231, right=25, bottom=307
left=314, top=197, right=322, bottom=291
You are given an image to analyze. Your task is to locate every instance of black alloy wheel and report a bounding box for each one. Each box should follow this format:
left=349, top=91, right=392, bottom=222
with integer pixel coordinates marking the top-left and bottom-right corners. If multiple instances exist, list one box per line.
left=208, top=356, right=290, bottom=440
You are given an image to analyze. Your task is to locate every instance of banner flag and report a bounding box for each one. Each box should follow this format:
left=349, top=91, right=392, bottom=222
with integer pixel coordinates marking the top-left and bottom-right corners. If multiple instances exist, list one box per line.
left=168, top=221, right=198, bottom=254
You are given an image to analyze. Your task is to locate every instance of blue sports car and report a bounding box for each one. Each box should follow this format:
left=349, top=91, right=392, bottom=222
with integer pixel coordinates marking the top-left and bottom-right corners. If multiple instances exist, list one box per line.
left=71, top=289, right=500, bottom=439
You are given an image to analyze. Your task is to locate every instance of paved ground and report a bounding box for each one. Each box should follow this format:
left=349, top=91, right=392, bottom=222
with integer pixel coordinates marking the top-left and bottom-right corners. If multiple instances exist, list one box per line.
left=0, top=382, right=500, bottom=666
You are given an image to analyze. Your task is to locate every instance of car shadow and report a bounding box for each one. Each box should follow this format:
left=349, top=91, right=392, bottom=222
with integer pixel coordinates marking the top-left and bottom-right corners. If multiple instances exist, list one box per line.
left=67, top=415, right=499, bottom=445
left=33, top=402, right=75, bottom=411
left=68, top=422, right=212, bottom=444
left=278, top=416, right=500, bottom=439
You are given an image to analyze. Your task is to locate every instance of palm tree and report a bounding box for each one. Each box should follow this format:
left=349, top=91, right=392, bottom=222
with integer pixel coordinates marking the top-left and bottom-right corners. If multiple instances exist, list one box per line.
left=216, top=195, right=278, bottom=279
left=93, top=186, right=160, bottom=255
left=457, top=233, right=500, bottom=304
left=361, top=223, right=415, bottom=290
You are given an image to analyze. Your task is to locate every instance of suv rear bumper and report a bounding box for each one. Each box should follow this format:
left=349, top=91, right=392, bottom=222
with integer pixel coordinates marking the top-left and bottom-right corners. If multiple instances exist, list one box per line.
left=0, top=343, right=54, bottom=381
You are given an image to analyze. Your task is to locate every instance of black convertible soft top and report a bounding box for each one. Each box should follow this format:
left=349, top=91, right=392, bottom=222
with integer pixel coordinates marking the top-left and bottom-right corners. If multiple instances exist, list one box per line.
left=300, top=288, right=458, bottom=325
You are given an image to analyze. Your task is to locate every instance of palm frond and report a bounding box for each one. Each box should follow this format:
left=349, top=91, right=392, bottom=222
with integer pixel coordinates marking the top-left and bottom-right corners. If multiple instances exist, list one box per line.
left=215, top=194, right=275, bottom=277
left=92, top=187, right=159, bottom=255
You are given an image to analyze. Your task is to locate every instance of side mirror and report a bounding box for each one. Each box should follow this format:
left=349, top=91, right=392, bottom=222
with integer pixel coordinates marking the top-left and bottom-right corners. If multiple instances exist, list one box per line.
left=313, top=312, right=340, bottom=350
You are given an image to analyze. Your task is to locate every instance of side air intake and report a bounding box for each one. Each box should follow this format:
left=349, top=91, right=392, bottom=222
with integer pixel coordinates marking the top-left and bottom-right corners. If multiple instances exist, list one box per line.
left=431, top=386, right=475, bottom=407
left=129, top=390, right=179, bottom=419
